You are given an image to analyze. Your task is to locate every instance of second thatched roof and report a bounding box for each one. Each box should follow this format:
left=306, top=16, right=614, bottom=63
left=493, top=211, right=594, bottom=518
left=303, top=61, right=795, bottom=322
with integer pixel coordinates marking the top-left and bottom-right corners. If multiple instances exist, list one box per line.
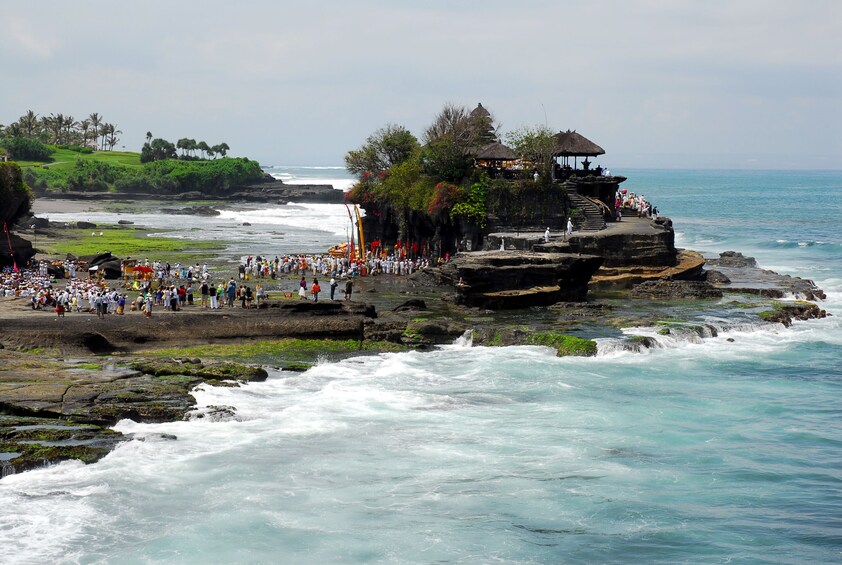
left=552, top=130, right=605, bottom=157
left=471, top=142, right=516, bottom=160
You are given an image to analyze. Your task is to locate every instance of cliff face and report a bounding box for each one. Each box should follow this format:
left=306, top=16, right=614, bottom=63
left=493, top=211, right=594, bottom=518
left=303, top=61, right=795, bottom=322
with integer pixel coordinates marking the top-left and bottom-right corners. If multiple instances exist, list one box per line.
left=1, top=163, right=34, bottom=267
left=0, top=232, right=34, bottom=269
left=441, top=251, right=604, bottom=309
left=564, top=217, right=677, bottom=268
left=0, top=163, right=32, bottom=227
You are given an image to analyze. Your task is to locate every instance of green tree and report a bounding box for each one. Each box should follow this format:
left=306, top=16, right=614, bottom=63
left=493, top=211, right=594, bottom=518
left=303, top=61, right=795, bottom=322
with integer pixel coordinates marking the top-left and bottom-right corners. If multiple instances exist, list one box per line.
left=176, top=138, right=190, bottom=158
left=506, top=125, right=557, bottom=183
left=345, top=124, right=419, bottom=177
left=420, top=103, right=492, bottom=182
left=187, top=139, right=198, bottom=158
left=421, top=139, right=472, bottom=183
left=216, top=142, right=229, bottom=157
left=197, top=141, right=210, bottom=159
left=0, top=137, right=53, bottom=161
left=140, top=137, right=177, bottom=163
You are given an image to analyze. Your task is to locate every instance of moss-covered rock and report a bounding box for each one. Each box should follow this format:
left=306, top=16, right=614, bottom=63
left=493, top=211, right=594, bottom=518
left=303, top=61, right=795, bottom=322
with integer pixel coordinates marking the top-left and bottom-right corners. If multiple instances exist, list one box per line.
left=526, top=333, right=598, bottom=357
left=0, top=415, right=124, bottom=476
left=757, top=301, right=827, bottom=327
left=471, top=328, right=597, bottom=357
left=130, top=359, right=268, bottom=381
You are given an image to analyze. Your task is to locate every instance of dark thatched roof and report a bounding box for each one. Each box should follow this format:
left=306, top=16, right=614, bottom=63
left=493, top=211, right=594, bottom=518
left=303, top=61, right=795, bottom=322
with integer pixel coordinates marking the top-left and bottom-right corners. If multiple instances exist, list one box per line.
left=470, top=142, right=516, bottom=160
left=469, top=103, right=491, bottom=119
left=552, top=130, right=605, bottom=157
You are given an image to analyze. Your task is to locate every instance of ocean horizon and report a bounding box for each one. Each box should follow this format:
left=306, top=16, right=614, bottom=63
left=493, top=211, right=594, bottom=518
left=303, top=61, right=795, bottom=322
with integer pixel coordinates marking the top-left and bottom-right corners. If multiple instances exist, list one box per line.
left=5, top=167, right=842, bottom=564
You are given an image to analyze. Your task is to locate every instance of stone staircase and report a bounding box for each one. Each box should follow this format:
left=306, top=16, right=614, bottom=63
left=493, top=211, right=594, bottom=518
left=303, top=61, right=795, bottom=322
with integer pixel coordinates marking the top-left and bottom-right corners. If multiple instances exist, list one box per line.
left=568, top=191, right=606, bottom=231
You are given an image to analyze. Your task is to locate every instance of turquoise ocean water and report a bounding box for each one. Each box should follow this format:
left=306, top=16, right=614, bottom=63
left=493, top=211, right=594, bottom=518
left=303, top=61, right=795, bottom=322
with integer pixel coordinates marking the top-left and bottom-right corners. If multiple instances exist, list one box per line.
left=2, top=169, right=841, bottom=564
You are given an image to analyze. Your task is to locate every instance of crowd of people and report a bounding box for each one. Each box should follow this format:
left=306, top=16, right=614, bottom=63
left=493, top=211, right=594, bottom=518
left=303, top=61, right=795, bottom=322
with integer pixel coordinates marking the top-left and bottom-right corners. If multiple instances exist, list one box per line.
left=1, top=246, right=440, bottom=318
left=1, top=265, right=127, bottom=318
left=236, top=252, right=439, bottom=281
left=616, top=189, right=659, bottom=220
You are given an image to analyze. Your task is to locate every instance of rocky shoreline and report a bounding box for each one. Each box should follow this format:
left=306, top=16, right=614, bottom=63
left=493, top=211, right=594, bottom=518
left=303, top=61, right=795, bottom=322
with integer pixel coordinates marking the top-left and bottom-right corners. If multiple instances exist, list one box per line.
left=0, top=206, right=831, bottom=478
left=34, top=177, right=345, bottom=205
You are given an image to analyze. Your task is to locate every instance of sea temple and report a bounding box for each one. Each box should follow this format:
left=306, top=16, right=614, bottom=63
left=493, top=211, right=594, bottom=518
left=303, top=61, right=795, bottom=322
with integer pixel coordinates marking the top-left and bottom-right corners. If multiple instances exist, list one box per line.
left=347, top=103, right=690, bottom=309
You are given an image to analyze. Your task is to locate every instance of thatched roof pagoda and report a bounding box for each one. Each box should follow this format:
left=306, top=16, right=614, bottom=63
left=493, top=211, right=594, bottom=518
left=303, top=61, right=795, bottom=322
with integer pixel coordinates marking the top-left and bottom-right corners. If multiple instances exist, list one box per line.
left=469, top=103, right=491, bottom=120
left=552, top=130, right=605, bottom=157
left=470, top=141, right=517, bottom=178
left=472, top=142, right=516, bottom=161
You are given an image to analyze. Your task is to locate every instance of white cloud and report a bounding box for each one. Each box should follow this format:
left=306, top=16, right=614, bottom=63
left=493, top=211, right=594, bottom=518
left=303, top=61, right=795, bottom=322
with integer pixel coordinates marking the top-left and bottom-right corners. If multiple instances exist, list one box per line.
left=0, top=14, right=58, bottom=59
left=1, top=0, right=840, bottom=168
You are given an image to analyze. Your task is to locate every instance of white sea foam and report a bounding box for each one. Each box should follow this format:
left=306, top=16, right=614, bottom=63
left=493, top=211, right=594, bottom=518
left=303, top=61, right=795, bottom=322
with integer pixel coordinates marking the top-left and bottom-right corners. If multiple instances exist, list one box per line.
left=8, top=169, right=842, bottom=564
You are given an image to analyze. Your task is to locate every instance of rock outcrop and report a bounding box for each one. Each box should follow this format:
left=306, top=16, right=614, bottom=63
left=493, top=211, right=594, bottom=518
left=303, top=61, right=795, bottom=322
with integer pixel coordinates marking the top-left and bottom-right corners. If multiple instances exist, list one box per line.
left=705, top=251, right=827, bottom=301
left=441, top=251, right=603, bottom=309
left=0, top=232, right=34, bottom=269
left=0, top=302, right=377, bottom=355
left=561, top=217, right=677, bottom=267
left=0, top=357, right=268, bottom=475
left=630, top=280, right=724, bottom=299
left=160, top=205, right=220, bottom=216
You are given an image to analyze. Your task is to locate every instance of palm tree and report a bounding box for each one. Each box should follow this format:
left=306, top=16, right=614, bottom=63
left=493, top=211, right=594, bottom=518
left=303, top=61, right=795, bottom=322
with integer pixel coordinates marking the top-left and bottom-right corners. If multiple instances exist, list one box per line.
left=46, top=113, right=64, bottom=144
left=107, top=133, right=120, bottom=151
left=88, top=113, right=102, bottom=151
left=79, top=119, right=92, bottom=147
left=99, top=123, right=121, bottom=150
left=62, top=115, right=76, bottom=145
left=110, top=126, right=122, bottom=150
left=20, top=110, right=38, bottom=138
left=99, top=122, right=111, bottom=150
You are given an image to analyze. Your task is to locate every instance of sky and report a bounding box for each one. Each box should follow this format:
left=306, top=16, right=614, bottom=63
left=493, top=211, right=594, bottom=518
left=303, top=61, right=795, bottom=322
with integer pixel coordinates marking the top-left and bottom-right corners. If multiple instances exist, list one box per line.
left=2, top=0, right=840, bottom=170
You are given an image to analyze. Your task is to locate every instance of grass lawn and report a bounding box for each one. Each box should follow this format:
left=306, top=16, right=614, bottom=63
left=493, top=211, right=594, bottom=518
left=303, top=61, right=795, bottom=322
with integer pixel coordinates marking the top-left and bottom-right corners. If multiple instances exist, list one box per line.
left=43, top=227, right=217, bottom=262
left=15, top=148, right=142, bottom=172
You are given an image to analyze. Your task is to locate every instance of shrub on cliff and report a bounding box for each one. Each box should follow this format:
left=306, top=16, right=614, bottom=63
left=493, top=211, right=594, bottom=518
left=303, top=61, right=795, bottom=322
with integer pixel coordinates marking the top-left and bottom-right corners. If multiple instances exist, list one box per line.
left=0, top=162, right=33, bottom=226
left=140, top=158, right=263, bottom=195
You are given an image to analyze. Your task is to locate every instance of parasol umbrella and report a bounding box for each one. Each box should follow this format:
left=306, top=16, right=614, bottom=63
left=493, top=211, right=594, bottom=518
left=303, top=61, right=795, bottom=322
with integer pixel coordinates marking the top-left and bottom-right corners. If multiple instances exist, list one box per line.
left=134, top=265, right=154, bottom=274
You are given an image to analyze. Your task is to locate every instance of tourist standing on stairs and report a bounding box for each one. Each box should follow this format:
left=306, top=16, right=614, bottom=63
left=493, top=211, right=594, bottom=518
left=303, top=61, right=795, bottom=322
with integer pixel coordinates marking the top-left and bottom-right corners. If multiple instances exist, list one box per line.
left=566, top=217, right=573, bottom=239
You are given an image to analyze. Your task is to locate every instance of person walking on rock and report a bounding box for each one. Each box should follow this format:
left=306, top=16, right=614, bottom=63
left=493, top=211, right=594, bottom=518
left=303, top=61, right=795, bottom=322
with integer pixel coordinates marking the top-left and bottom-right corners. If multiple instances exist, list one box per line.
left=312, top=278, right=321, bottom=302
left=329, top=276, right=337, bottom=300
left=298, top=276, right=307, bottom=300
